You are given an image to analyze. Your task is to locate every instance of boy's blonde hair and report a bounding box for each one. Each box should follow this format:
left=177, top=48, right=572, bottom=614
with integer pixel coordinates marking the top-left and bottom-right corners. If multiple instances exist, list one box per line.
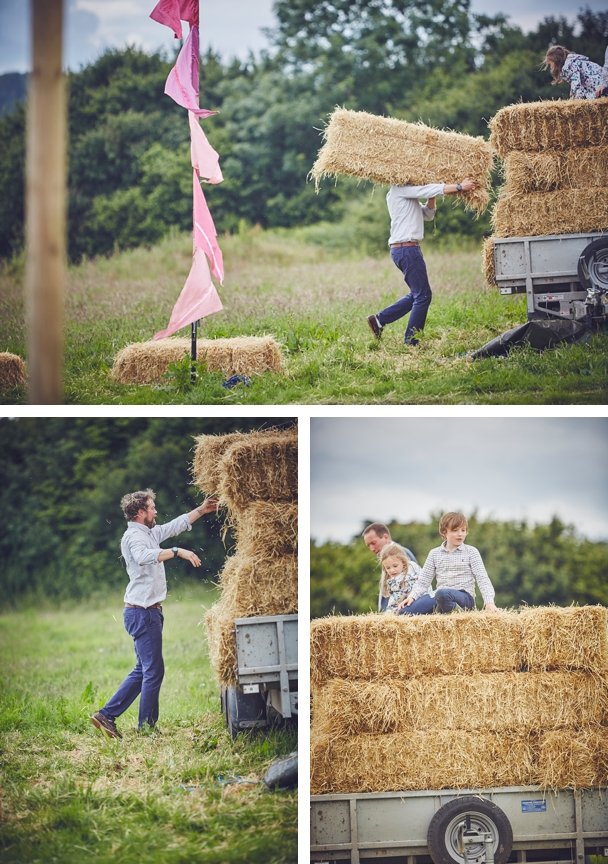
left=439, top=511, right=468, bottom=537
left=379, top=542, right=410, bottom=598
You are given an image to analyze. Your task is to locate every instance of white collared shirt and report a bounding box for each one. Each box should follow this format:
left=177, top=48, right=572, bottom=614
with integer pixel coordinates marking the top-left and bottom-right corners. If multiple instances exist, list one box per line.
left=386, top=183, right=445, bottom=245
left=121, top=514, right=191, bottom=607
left=409, top=541, right=495, bottom=606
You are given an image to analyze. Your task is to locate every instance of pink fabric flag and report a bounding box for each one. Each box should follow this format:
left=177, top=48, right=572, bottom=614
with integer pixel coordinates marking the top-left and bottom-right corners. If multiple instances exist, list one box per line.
left=165, top=27, right=217, bottom=117
left=153, top=247, right=223, bottom=340
left=189, top=111, right=223, bottom=183
left=193, top=170, right=224, bottom=283
left=149, top=0, right=198, bottom=39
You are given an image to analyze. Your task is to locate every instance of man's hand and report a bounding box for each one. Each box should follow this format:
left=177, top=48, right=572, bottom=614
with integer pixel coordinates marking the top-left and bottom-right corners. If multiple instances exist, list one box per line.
left=198, top=496, right=219, bottom=516
left=459, top=178, right=478, bottom=192
left=179, top=549, right=202, bottom=567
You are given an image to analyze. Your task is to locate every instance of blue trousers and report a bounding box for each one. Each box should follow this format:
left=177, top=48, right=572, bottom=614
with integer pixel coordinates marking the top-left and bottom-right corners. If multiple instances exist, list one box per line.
left=397, top=594, right=436, bottom=615
left=377, top=245, right=432, bottom=345
left=434, top=588, right=475, bottom=613
left=101, top=606, right=165, bottom=728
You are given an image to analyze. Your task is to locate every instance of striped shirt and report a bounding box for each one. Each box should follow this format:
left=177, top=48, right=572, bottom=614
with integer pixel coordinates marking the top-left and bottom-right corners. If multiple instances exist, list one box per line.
left=409, top=542, right=495, bottom=606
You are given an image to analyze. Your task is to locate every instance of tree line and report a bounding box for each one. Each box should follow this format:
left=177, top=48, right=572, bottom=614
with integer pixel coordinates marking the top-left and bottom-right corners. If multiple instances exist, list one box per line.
left=0, top=2, right=606, bottom=263
left=0, top=417, right=286, bottom=606
left=311, top=514, right=608, bottom=618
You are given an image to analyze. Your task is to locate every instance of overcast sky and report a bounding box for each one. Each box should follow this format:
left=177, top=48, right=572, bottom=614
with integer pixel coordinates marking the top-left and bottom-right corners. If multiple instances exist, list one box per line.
left=0, top=0, right=605, bottom=76
left=310, top=418, right=608, bottom=544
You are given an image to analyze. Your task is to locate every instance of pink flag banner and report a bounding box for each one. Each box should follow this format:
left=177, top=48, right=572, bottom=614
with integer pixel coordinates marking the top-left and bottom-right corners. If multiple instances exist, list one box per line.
left=149, top=0, right=198, bottom=38
left=164, top=27, right=217, bottom=117
left=189, top=111, right=223, bottom=183
left=150, top=0, right=225, bottom=339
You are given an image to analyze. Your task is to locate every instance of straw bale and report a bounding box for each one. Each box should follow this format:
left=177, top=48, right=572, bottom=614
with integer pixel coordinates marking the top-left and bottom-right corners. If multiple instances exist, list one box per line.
left=111, top=335, right=283, bottom=384
left=504, top=146, right=608, bottom=194
left=310, top=108, right=493, bottom=215
left=217, top=428, right=298, bottom=512
left=0, top=352, right=27, bottom=389
left=489, top=99, right=608, bottom=158
left=310, top=612, right=522, bottom=686
left=192, top=428, right=284, bottom=495
left=217, top=551, right=297, bottom=618
left=482, top=236, right=496, bottom=287
left=313, top=672, right=608, bottom=739
left=538, top=728, right=608, bottom=789
left=234, top=501, right=298, bottom=560
left=520, top=605, right=608, bottom=673
left=492, top=187, right=608, bottom=238
left=310, top=730, right=537, bottom=794
left=205, top=601, right=238, bottom=686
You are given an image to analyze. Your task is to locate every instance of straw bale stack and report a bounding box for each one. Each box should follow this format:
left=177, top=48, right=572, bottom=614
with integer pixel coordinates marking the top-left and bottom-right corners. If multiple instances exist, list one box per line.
left=311, top=107, right=493, bottom=215
left=111, top=335, right=283, bottom=384
left=483, top=99, right=608, bottom=282
left=311, top=605, right=608, bottom=794
left=0, top=352, right=27, bottom=390
left=196, top=426, right=298, bottom=686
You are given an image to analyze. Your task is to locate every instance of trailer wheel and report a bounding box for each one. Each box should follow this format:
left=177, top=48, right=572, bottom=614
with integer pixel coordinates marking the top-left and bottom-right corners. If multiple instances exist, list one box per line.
left=427, top=797, right=513, bottom=864
left=578, top=237, right=608, bottom=292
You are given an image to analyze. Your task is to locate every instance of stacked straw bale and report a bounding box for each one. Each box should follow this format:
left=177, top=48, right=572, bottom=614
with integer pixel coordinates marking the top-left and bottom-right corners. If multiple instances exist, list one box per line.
left=193, top=426, right=298, bottom=685
left=311, top=606, right=608, bottom=794
left=484, top=99, right=608, bottom=284
left=111, top=336, right=283, bottom=385
left=311, top=107, right=494, bottom=215
left=0, top=352, right=27, bottom=390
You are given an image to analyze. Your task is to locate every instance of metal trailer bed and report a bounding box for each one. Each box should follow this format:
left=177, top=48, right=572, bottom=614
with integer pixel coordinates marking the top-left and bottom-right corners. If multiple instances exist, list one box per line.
left=310, top=786, right=608, bottom=864
left=220, top=613, right=298, bottom=737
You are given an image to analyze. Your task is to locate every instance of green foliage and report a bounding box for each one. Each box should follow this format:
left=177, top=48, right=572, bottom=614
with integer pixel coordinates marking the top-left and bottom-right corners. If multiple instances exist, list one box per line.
left=311, top=515, right=608, bottom=617
left=0, top=417, right=288, bottom=605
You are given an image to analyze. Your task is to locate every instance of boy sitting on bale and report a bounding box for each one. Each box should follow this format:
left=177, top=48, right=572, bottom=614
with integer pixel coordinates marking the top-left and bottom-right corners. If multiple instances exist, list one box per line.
left=367, top=178, right=478, bottom=345
left=399, top=511, right=498, bottom=614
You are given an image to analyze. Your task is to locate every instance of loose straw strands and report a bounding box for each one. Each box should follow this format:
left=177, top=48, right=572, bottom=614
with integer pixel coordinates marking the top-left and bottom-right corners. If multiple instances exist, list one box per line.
left=310, top=108, right=494, bottom=215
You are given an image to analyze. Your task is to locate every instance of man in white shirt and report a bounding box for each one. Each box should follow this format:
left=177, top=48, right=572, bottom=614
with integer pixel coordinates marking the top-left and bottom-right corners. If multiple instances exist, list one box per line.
left=367, top=178, right=478, bottom=345
left=90, top=488, right=218, bottom=738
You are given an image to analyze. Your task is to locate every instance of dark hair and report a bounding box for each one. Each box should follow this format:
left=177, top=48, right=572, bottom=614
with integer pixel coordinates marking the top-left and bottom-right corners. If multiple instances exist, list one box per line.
left=362, top=522, right=391, bottom=538
left=121, top=489, right=155, bottom=521
left=542, top=45, right=570, bottom=85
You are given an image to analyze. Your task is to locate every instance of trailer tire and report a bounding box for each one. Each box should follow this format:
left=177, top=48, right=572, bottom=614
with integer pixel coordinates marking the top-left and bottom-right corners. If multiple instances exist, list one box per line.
left=578, top=237, right=608, bottom=292
left=427, top=796, right=513, bottom=864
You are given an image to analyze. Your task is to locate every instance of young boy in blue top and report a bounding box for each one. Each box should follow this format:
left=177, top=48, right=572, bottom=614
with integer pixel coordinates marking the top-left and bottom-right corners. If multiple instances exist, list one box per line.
left=398, top=511, right=498, bottom=614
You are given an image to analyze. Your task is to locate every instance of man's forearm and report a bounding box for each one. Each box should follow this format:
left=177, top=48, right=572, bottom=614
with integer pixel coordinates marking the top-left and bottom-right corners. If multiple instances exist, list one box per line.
left=187, top=496, right=219, bottom=524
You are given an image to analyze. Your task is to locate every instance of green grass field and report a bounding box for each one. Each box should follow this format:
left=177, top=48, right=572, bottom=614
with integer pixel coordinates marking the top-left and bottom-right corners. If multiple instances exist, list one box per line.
left=0, top=584, right=297, bottom=864
left=1, top=227, right=607, bottom=404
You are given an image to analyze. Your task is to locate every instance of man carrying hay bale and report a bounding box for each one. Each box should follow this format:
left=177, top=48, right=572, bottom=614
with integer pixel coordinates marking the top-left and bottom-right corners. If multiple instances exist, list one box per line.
left=90, top=488, right=219, bottom=739
left=400, top=511, right=498, bottom=614
left=367, top=178, right=478, bottom=345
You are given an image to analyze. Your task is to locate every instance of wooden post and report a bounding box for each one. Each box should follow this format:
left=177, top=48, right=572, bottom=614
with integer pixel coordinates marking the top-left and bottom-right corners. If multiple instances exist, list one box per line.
left=25, top=0, right=66, bottom=404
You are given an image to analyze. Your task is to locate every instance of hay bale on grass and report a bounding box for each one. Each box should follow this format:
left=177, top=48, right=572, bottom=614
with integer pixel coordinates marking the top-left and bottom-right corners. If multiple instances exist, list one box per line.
left=310, top=612, right=522, bottom=685
left=217, top=551, right=297, bottom=618
left=0, top=353, right=27, bottom=390
left=111, top=335, right=283, bottom=384
left=489, top=99, right=608, bottom=158
left=537, top=728, right=608, bottom=789
left=503, top=146, right=608, bottom=194
left=311, top=108, right=493, bottom=215
left=234, top=501, right=297, bottom=559
left=313, top=672, right=608, bottom=739
left=520, top=605, right=608, bottom=673
left=216, top=429, right=298, bottom=512
left=310, top=730, right=537, bottom=794
left=492, top=187, right=608, bottom=238
left=482, top=236, right=496, bottom=287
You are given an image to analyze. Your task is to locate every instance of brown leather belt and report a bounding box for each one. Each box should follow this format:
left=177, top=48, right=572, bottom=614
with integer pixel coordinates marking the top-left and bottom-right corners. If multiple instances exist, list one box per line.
left=391, top=241, right=419, bottom=247
left=125, top=602, right=163, bottom=610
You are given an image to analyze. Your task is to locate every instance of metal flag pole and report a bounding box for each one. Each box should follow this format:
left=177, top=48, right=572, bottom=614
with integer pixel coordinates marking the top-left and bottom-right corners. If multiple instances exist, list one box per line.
left=190, top=318, right=199, bottom=382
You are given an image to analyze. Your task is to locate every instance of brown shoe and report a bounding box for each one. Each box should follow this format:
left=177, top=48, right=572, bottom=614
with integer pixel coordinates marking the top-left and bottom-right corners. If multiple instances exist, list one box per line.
left=90, top=711, right=122, bottom=739
left=367, top=314, right=383, bottom=339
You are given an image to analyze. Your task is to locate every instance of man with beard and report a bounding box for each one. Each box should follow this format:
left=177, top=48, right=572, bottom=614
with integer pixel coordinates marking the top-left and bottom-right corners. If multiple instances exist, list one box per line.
left=90, top=488, right=218, bottom=739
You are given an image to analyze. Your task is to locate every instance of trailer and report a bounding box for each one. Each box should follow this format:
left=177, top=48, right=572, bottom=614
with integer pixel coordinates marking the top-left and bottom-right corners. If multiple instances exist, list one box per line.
left=310, top=786, right=608, bottom=864
left=473, top=231, right=608, bottom=357
left=220, top=613, right=298, bottom=738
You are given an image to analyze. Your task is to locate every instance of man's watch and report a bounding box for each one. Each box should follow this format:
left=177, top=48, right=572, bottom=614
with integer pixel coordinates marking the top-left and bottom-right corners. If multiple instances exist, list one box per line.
left=456, top=183, right=463, bottom=192
left=172, top=547, right=179, bottom=557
